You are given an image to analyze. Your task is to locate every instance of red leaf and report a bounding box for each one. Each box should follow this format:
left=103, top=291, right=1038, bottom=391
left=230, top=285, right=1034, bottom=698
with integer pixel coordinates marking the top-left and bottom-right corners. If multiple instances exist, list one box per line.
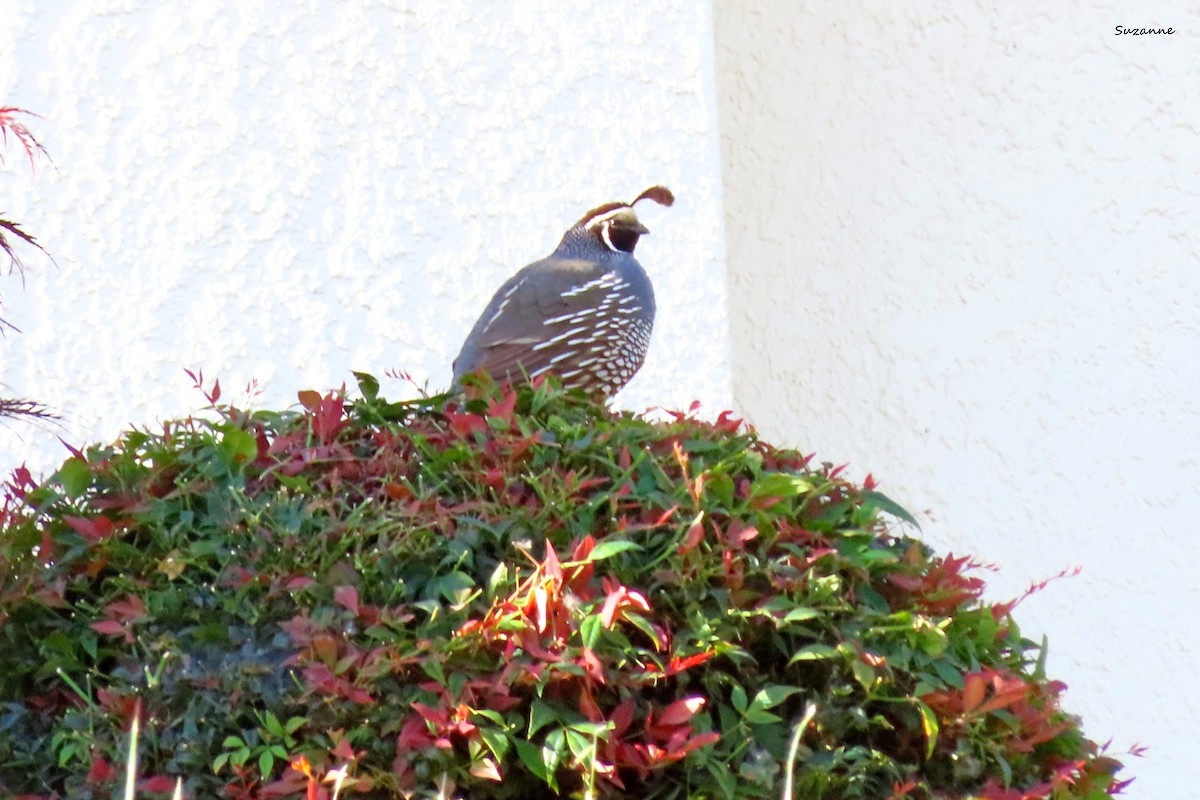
left=485, top=388, right=517, bottom=426
left=298, top=390, right=322, bottom=411
left=610, top=700, right=635, bottom=736
left=106, top=594, right=146, bottom=622
left=445, top=410, right=487, bottom=438
left=65, top=515, right=115, bottom=543
left=96, top=688, right=139, bottom=719
left=652, top=504, right=679, bottom=527
left=662, top=651, right=714, bottom=676
left=962, top=672, right=986, bottom=714
left=673, top=730, right=720, bottom=757
left=334, top=585, right=360, bottom=616
left=576, top=648, right=606, bottom=683
left=728, top=522, right=758, bottom=546
left=600, top=583, right=651, bottom=628
left=714, top=410, right=742, bottom=433
left=542, top=543, right=562, bottom=581
left=86, top=752, right=117, bottom=784
left=137, top=775, right=177, bottom=793
left=90, top=620, right=127, bottom=637
left=330, top=738, right=357, bottom=762
left=679, top=515, right=705, bottom=553
left=38, top=528, right=55, bottom=565
left=656, top=696, right=706, bottom=727
left=412, top=702, right=449, bottom=725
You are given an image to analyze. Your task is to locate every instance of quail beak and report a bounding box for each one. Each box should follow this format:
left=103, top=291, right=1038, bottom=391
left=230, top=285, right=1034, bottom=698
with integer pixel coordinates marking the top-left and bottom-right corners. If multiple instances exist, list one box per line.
left=633, top=222, right=650, bottom=235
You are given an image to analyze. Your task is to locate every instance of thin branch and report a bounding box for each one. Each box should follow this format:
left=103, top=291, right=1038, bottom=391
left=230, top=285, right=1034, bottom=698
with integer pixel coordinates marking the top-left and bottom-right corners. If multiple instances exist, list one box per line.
left=0, top=107, right=52, bottom=171
left=0, top=397, right=59, bottom=422
left=0, top=216, right=48, bottom=275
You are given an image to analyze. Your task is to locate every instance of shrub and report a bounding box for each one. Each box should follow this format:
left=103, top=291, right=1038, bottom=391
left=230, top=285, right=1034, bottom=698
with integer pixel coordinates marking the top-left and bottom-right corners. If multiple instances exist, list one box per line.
left=0, top=374, right=1131, bottom=799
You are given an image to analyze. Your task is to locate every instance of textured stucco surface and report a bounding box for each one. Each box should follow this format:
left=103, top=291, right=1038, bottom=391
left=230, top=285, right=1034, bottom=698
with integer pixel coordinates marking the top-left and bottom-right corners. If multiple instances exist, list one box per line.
left=715, top=2, right=1197, bottom=797
left=0, top=0, right=731, bottom=474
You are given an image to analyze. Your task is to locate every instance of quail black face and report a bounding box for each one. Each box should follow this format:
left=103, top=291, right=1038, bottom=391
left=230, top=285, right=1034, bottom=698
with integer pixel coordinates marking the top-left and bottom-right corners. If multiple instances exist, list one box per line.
left=452, top=185, right=675, bottom=399
left=586, top=207, right=650, bottom=254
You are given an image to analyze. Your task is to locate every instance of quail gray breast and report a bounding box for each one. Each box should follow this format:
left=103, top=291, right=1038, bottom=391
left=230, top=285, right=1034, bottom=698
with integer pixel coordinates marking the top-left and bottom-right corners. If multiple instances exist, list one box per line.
left=452, top=186, right=674, bottom=398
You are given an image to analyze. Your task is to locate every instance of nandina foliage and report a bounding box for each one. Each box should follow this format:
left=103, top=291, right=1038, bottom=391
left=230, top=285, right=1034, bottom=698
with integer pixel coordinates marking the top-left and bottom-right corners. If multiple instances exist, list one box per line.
left=0, top=375, right=1130, bottom=799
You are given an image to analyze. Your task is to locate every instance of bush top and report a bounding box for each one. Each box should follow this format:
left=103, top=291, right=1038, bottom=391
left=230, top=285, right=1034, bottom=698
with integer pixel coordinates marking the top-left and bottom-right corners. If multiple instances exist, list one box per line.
left=0, top=374, right=1130, bottom=799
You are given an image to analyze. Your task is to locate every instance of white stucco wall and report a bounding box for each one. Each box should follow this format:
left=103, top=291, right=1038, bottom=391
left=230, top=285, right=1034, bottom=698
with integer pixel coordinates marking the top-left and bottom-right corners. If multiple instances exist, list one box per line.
left=715, top=3, right=1197, bottom=798
left=0, top=0, right=731, bottom=475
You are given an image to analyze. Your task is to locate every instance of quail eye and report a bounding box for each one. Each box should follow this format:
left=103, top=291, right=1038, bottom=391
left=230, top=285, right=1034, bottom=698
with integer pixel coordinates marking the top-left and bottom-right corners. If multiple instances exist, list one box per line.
left=604, top=221, right=640, bottom=253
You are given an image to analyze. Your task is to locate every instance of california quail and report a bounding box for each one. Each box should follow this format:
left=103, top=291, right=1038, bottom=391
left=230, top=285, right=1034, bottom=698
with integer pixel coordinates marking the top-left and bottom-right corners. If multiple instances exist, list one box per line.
left=452, top=186, right=674, bottom=397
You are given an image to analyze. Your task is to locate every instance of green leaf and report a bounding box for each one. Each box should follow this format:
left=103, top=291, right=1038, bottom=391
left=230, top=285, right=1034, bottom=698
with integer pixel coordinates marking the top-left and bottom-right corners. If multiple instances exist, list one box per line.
left=542, top=729, right=567, bottom=779
left=751, top=472, right=813, bottom=500
left=258, top=748, right=274, bottom=778
left=585, top=539, right=643, bottom=562
left=564, top=728, right=592, bottom=760
left=222, top=736, right=246, bottom=749
left=471, top=708, right=507, bottom=727
left=932, top=659, right=964, bottom=688
left=55, top=457, right=91, bottom=498
left=915, top=699, right=939, bottom=759
left=914, top=623, right=948, bottom=657
left=421, top=659, right=446, bottom=684
left=353, top=371, right=380, bottom=402
left=479, top=727, right=510, bottom=761
left=731, top=685, right=748, bottom=713
left=861, top=490, right=920, bottom=528
left=784, top=607, right=821, bottom=624
left=707, top=759, right=738, bottom=800
left=217, top=426, right=258, bottom=465
left=789, top=644, right=839, bottom=663
left=622, top=611, right=660, bottom=646
left=486, top=562, right=510, bottom=598
left=743, top=707, right=784, bottom=725
left=1033, top=634, right=1050, bottom=681
left=752, top=685, right=804, bottom=710
left=428, top=571, right=476, bottom=604
left=704, top=471, right=736, bottom=508
left=528, top=700, right=558, bottom=738
left=567, top=720, right=612, bottom=738
left=580, top=613, right=602, bottom=649
left=514, top=739, right=550, bottom=785
left=851, top=659, right=876, bottom=690
left=262, top=711, right=285, bottom=738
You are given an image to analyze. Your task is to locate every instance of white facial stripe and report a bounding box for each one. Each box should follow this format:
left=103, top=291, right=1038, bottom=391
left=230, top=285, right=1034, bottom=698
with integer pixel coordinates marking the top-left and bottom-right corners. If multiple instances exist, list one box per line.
left=600, top=222, right=618, bottom=252
left=584, top=207, right=630, bottom=230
